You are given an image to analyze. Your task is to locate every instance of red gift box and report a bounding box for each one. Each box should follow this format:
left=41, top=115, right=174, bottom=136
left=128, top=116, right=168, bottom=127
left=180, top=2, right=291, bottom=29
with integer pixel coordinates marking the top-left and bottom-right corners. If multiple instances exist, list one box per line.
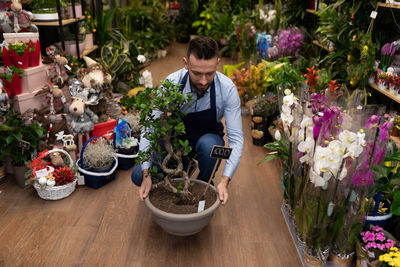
left=2, top=46, right=12, bottom=67
left=1, top=72, right=22, bottom=96
left=28, top=40, right=41, bottom=67
left=10, top=45, right=29, bottom=69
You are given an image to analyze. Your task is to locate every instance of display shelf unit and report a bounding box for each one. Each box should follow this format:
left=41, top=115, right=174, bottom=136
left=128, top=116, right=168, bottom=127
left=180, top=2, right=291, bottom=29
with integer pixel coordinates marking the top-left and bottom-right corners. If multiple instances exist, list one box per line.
left=312, top=40, right=334, bottom=52
left=33, top=17, right=85, bottom=27
left=368, top=82, right=400, bottom=104
left=377, top=2, right=400, bottom=9
left=81, top=45, right=98, bottom=58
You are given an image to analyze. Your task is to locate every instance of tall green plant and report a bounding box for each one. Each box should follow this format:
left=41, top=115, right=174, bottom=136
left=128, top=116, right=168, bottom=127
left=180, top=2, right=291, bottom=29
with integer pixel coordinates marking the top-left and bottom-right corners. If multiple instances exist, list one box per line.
left=96, top=8, right=117, bottom=47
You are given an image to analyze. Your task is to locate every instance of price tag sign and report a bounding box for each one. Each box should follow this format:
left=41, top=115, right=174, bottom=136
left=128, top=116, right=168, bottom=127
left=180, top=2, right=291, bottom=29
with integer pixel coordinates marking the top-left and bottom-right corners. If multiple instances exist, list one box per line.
left=197, top=200, right=205, bottom=213
left=370, top=11, right=377, bottom=19
left=36, top=168, right=49, bottom=178
left=210, top=145, right=232, bottom=159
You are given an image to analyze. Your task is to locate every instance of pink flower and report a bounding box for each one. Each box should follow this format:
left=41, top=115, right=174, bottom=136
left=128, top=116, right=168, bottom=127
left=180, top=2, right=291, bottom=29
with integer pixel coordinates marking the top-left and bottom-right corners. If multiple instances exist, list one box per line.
left=377, top=243, right=386, bottom=251
left=366, top=242, right=377, bottom=249
left=376, top=232, right=385, bottom=242
left=386, top=239, right=396, bottom=248
left=362, top=231, right=375, bottom=243
left=373, top=226, right=383, bottom=232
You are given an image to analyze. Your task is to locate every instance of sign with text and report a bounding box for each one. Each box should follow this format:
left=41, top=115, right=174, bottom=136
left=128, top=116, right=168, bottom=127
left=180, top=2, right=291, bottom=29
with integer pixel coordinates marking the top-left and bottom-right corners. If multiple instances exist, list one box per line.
left=210, top=145, right=232, bottom=159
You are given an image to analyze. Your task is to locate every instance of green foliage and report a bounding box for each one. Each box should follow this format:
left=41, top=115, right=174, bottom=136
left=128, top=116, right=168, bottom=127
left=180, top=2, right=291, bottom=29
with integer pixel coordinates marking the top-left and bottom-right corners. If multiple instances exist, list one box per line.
left=99, top=45, right=128, bottom=82
left=1, top=110, right=46, bottom=166
left=0, top=66, right=24, bottom=83
left=9, top=42, right=27, bottom=56
left=29, top=0, right=66, bottom=9
left=135, top=80, right=192, bottom=176
left=96, top=8, right=117, bottom=47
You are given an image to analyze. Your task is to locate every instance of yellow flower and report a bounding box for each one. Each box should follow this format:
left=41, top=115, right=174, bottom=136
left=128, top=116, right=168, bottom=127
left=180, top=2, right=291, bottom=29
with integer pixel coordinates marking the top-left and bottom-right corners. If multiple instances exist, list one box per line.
left=127, top=87, right=144, bottom=97
left=350, top=79, right=355, bottom=86
left=363, top=45, right=368, bottom=52
left=347, top=54, right=352, bottom=62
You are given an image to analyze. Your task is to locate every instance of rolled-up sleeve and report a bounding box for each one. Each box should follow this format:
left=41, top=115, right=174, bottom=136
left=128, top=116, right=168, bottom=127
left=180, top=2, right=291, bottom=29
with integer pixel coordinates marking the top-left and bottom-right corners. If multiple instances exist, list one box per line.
left=222, top=85, right=244, bottom=179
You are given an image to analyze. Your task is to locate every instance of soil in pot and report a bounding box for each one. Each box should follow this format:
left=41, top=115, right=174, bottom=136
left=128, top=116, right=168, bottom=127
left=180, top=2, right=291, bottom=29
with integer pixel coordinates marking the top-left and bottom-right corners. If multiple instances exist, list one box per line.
left=149, top=180, right=217, bottom=214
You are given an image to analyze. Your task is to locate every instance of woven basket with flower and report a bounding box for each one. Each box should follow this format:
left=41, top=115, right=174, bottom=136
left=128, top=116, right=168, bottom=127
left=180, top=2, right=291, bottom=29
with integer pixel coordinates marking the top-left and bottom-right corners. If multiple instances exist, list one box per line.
left=27, top=148, right=77, bottom=200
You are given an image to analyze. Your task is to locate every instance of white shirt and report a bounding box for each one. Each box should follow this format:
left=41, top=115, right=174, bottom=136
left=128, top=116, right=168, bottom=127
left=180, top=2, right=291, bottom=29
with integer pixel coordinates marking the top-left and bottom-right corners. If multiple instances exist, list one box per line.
left=139, top=68, right=244, bottom=179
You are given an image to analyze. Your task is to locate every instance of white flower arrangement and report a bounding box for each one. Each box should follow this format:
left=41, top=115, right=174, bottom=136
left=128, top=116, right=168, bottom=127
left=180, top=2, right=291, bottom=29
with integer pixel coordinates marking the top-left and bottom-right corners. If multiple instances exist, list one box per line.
left=137, top=55, right=146, bottom=63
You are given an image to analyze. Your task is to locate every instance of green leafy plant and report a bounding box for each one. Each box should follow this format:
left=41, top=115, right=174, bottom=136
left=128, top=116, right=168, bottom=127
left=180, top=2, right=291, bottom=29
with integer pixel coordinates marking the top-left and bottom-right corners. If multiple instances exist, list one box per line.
left=29, top=0, right=66, bottom=10
left=96, top=8, right=116, bottom=47
left=0, top=66, right=24, bottom=83
left=9, top=42, right=27, bottom=56
left=136, top=80, right=195, bottom=201
left=2, top=110, right=46, bottom=166
left=99, top=45, right=128, bottom=83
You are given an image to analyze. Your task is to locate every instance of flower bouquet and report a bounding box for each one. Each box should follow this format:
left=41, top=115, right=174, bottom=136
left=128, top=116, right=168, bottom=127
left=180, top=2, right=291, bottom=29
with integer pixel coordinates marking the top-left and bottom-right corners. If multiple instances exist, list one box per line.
left=26, top=148, right=78, bottom=200
left=379, top=247, right=400, bottom=267
left=235, top=21, right=257, bottom=64
left=0, top=66, right=24, bottom=96
left=377, top=72, right=390, bottom=90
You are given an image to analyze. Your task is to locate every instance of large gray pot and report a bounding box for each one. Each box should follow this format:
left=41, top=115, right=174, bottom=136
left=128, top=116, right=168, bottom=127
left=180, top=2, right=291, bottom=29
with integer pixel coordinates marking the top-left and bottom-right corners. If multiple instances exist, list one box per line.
left=144, top=179, right=221, bottom=236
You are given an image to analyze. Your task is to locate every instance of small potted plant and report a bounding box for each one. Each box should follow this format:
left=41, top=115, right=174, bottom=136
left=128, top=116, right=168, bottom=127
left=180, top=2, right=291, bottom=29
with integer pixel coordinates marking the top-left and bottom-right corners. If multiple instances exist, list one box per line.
left=0, top=66, right=24, bottom=96
left=9, top=42, right=29, bottom=69
left=83, top=10, right=96, bottom=50
left=29, top=0, right=67, bottom=21
left=356, top=225, right=397, bottom=267
left=113, top=118, right=139, bottom=170
left=377, top=72, right=390, bottom=90
left=136, top=80, right=221, bottom=236
left=2, top=109, right=46, bottom=187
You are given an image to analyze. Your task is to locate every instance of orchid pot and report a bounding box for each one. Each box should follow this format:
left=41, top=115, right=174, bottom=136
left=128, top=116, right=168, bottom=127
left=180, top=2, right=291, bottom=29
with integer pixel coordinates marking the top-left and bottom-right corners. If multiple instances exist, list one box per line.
left=329, top=251, right=354, bottom=267
left=389, top=83, right=396, bottom=94
left=368, top=73, right=376, bottom=84
left=304, top=246, right=330, bottom=267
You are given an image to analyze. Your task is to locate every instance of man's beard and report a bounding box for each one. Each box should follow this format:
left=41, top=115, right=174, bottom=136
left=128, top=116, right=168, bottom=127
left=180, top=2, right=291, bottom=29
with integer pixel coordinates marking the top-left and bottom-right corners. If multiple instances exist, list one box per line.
left=190, top=80, right=211, bottom=97
left=82, top=70, right=104, bottom=88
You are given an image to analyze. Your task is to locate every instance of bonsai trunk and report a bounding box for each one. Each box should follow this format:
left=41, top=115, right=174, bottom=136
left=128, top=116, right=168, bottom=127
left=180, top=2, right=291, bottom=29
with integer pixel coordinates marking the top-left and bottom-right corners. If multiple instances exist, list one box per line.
left=161, top=134, right=191, bottom=201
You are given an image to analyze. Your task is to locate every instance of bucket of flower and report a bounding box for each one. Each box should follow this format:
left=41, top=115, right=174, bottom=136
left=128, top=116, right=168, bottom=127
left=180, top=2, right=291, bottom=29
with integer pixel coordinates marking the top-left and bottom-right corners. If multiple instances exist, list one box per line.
left=77, top=136, right=118, bottom=189
left=26, top=148, right=77, bottom=200
left=113, top=119, right=139, bottom=170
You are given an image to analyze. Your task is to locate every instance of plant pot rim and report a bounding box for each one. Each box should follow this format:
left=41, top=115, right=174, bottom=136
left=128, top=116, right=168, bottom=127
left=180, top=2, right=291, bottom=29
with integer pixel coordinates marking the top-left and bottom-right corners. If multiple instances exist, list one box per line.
left=144, top=178, right=221, bottom=221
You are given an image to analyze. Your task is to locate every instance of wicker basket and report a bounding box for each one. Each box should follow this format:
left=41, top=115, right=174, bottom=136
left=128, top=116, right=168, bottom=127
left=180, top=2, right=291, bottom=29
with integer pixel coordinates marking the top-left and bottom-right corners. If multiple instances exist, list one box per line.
left=34, top=179, right=77, bottom=200
left=33, top=148, right=77, bottom=200
left=78, top=136, right=118, bottom=189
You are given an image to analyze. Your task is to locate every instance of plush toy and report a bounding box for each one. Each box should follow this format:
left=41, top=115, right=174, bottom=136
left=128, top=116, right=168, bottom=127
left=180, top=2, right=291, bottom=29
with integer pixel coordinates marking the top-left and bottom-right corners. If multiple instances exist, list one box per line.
left=5, top=0, right=37, bottom=33
left=49, top=151, right=64, bottom=167
left=46, top=46, right=69, bottom=87
left=81, top=56, right=112, bottom=92
left=67, top=78, right=99, bottom=150
left=0, top=80, right=10, bottom=115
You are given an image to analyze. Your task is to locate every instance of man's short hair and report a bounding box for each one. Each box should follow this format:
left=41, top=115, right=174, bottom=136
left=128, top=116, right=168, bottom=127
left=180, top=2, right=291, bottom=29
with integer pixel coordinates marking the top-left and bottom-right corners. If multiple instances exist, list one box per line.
left=187, top=36, right=219, bottom=60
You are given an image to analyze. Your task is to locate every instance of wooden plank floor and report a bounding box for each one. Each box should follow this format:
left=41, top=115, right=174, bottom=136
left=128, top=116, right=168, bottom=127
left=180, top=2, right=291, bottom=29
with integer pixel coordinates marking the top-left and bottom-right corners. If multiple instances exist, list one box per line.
left=0, top=43, right=301, bottom=266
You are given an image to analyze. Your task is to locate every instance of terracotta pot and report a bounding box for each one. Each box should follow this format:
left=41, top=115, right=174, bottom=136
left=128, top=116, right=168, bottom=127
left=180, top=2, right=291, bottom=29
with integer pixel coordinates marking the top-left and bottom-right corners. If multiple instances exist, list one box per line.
left=304, top=248, right=329, bottom=267
left=144, top=178, right=221, bottom=236
left=12, top=165, right=29, bottom=188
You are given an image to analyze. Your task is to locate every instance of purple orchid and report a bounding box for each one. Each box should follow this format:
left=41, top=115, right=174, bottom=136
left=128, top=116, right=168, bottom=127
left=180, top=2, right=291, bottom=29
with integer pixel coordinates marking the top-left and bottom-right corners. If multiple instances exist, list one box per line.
left=379, top=121, right=393, bottom=144
left=365, top=115, right=380, bottom=130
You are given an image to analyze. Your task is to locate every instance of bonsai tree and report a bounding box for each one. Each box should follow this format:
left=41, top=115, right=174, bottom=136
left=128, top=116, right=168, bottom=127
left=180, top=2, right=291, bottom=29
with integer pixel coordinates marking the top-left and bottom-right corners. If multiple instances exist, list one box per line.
left=136, top=79, right=195, bottom=201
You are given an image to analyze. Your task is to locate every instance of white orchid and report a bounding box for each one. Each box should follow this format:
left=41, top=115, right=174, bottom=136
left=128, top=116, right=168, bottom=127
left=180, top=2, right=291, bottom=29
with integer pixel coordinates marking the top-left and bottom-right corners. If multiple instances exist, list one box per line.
left=140, top=70, right=153, bottom=88
left=338, top=130, right=357, bottom=147
left=274, top=130, right=281, bottom=141
left=282, top=103, right=291, bottom=114
left=328, top=140, right=345, bottom=156
left=297, top=126, right=314, bottom=142
left=284, top=89, right=292, bottom=95
left=300, top=116, right=313, bottom=129
left=298, top=137, right=315, bottom=163
left=283, top=93, right=295, bottom=106
left=281, top=112, right=293, bottom=126
left=137, top=55, right=146, bottom=63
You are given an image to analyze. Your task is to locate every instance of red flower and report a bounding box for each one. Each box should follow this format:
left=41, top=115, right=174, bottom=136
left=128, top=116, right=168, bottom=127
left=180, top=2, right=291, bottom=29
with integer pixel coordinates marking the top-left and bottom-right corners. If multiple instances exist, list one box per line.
left=303, top=66, right=320, bottom=92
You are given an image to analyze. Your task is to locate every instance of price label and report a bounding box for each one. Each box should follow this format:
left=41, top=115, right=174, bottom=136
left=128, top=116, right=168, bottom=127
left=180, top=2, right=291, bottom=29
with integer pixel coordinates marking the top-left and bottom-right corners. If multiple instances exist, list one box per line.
left=197, top=200, right=205, bottom=213
left=64, top=64, right=72, bottom=71
left=370, top=11, right=377, bottom=19
left=210, top=145, right=232, bottom=159
left=36, top=168, right=49, bottom=178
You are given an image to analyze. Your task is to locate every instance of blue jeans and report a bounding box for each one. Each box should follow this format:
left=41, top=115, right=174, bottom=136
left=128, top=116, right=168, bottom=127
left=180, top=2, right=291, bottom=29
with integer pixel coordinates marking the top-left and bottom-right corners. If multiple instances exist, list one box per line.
left=131, top=133, right=224, bottom=186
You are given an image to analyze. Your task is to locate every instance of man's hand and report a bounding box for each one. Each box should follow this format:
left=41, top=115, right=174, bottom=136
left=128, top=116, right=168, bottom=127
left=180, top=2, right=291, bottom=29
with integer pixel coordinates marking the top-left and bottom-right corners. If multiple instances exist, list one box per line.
left=216, top=176, right=230, bottom=205
left=139, top=172, right=152, bottom=201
